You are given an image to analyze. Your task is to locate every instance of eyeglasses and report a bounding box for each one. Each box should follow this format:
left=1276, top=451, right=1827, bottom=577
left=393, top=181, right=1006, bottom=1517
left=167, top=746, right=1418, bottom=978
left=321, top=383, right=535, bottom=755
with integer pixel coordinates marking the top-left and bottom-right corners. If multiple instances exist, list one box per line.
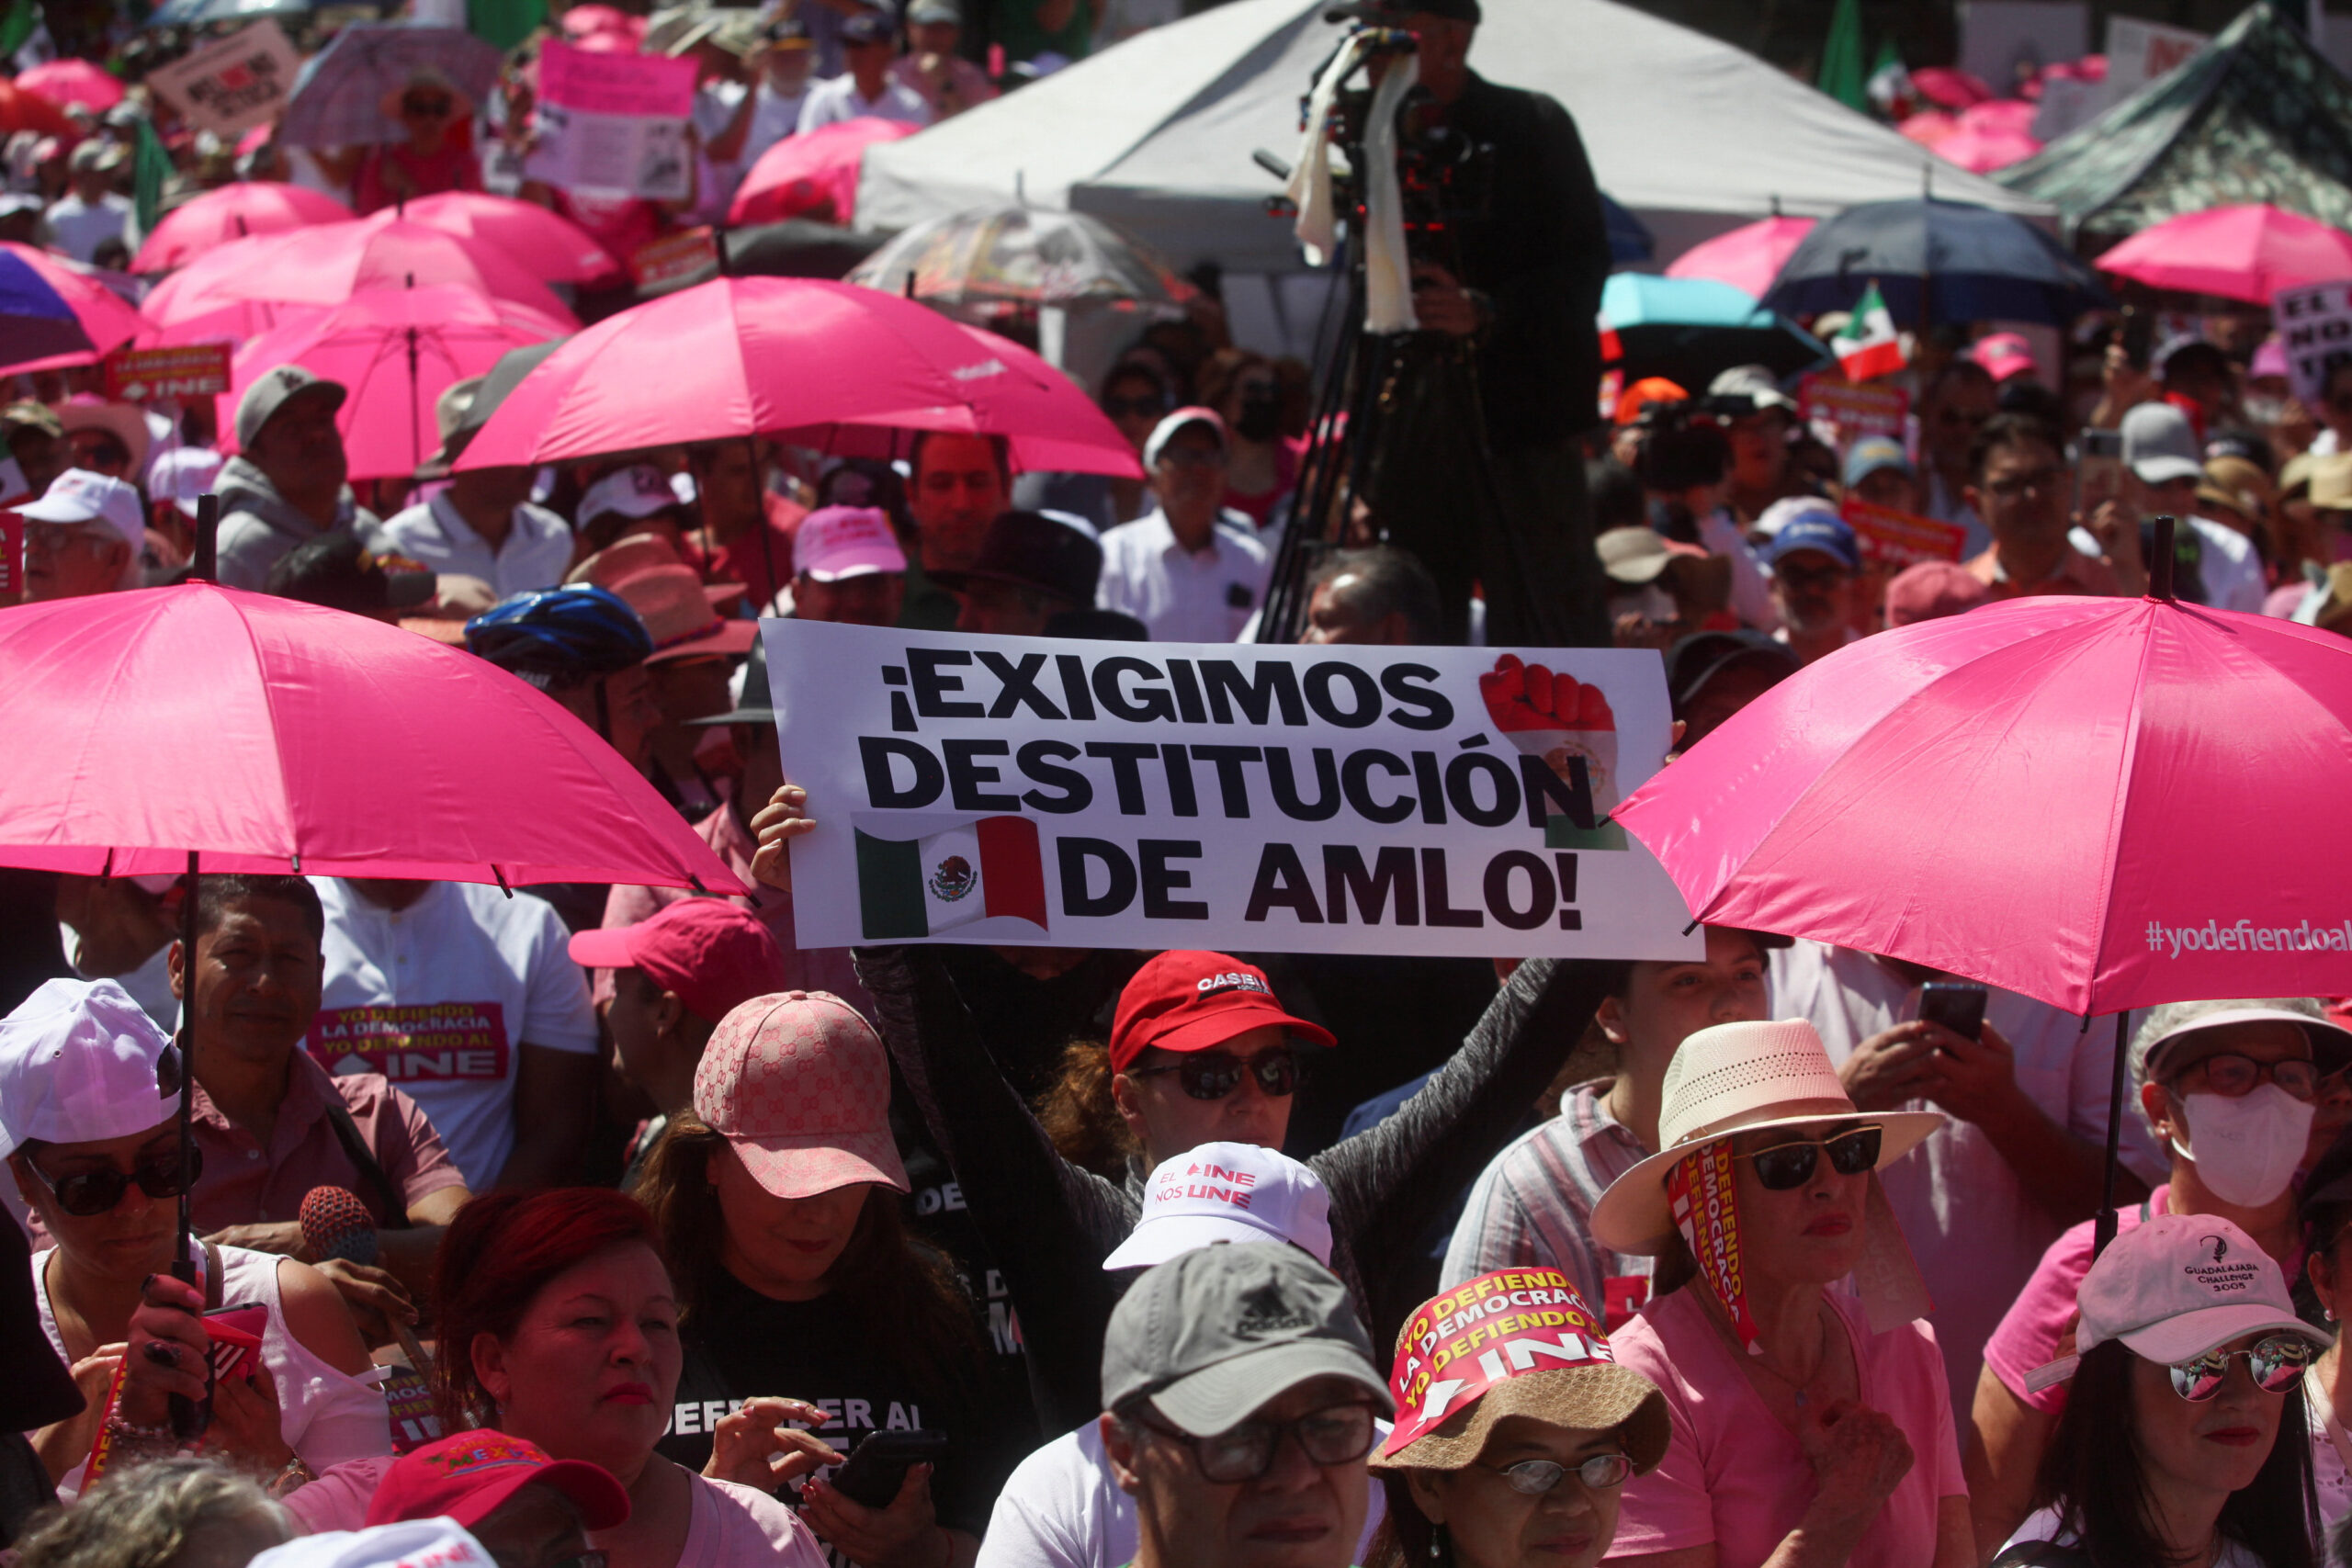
left=25, top=1145, right=204, bottom=1217
left=1735, top=1125, right=1882, bottom=1191
left=1477, top=1453, right=1634, bottom=1495
left=1102, top=396, right=1166, bottom=419
left=1984, top=466, right=2066, bottom=500
left=2172, top=1053, right=2321, bottom=1102
left=2168, top=1335, right=2314, bottom=1401
left=1125, top=1048, right=1301, bottom=1101
left=1137, top=1402, right=1377, bottom=1483
left=23, top=521, right=113, bottom=554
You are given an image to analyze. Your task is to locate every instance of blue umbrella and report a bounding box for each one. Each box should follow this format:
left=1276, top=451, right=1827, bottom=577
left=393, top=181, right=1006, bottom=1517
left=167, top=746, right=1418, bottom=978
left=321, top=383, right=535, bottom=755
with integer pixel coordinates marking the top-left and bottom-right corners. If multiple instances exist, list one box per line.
left=1601, top=192, right=1654, bottom=265
left=0, top=250, right=96, bottom=369
left=1760, top=197, right=2112, bottom=326
left=1600, top=273, right=1829, bottom=388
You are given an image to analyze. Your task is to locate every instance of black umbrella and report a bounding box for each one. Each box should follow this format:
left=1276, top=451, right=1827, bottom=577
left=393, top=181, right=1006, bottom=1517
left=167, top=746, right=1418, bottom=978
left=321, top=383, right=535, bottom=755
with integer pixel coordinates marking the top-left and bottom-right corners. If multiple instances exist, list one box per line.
left=1760, top=197, right=2112, bottom=326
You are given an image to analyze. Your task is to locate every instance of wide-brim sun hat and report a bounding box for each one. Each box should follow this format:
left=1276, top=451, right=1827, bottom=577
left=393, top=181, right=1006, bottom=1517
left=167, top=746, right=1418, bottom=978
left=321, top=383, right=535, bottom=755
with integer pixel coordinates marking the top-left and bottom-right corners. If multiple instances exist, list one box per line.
left=1589, top=1019, right=1941, bottom=1257
left=1371, top=1362, right=1670, bottom=1475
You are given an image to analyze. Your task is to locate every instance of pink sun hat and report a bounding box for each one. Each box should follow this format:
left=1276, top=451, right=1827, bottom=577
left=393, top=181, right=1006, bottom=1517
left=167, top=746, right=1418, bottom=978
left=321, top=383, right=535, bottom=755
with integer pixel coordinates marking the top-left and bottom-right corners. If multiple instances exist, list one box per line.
left=693, top=991, right=909, bottom=1199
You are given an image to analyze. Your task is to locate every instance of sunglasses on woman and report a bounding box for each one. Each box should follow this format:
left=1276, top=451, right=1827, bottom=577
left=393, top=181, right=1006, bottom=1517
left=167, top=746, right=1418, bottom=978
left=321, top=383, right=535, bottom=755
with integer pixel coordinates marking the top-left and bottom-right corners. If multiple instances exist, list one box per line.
left=26, top=1145, right=205, bottom=1217
left=1479, top=1452, right=1634, bottom=1495
left=1735, top=1125, right=1882, bottom=1191
left=1125, top=1048, right=1301, bottom=1101
left=2168, top=1335, right=2315, bottom=1401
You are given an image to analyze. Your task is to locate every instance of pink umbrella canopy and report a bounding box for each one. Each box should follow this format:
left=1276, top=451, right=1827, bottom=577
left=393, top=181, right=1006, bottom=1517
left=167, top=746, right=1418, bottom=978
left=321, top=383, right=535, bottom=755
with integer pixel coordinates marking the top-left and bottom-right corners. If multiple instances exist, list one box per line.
left=1, top=241, right=141, bottom=357
left=729, top=117, right=919, bottom=229
left=1614, top=591, right=2352, bottom=1019
left=458, top=276, right=1142, bottom=478
left=1909, top=65, right=1993, bottom=108
left=220, top=286, right=574, bottom=479
left=1665, top=216, right=1818, bottom=301
left=0, top=583, right=744, bottom=890
left=141, top=219, right=581, bottom=333
left=1960, top=97, right=2040, bottom=136
left=362, top=191, right=619, bottom=285
left=1931, top=122, right=2042, bottom=174
left=1897, top=109, right=1959, bottom=147
left=132, top=183, right=354, bottom=274
left=15, top=58, right=124, bottom=113
left=2097, top=204, right=2352, bottom=306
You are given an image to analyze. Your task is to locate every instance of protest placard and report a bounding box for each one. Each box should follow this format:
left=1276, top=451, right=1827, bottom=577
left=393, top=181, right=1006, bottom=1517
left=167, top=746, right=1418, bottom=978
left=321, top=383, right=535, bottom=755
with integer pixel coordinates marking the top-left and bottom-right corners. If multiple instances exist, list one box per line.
left=2102, top=17, right=2207, bottom=108
left=2275, top=280, right=2352, bottom=409
left=629, top=226, right=718, bottom=288
left=145, top=20, right=300, bottom=138
left=1799, top=373, right=1908, bottom=456
left=106, top=344, right=232, bottom=402
left=525, top=39, right=695, bottom=201
left=1840, top=498, right=1967, bottom=569
left=763, top=622, right=1704, bottom=960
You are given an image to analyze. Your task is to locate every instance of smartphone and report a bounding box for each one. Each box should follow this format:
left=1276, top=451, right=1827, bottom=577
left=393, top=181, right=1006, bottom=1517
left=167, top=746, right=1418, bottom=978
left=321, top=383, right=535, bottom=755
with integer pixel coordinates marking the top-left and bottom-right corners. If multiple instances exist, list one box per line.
left=829, top=1430, right=950, bottom=1508
left=2120, top=307, right=2154, bottom=371
left=2077, top=426, right=2124, bottom=513
left=1918, top=982, right=1987, bottom=1043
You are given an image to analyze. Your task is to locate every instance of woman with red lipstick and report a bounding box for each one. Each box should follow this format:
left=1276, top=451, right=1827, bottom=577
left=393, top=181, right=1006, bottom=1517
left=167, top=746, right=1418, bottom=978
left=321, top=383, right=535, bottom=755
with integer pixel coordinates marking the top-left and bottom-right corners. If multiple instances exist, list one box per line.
left=1997, top=1213, right=2324, bottom=1568
left=1586, top=1021, right=1972, bottom=1568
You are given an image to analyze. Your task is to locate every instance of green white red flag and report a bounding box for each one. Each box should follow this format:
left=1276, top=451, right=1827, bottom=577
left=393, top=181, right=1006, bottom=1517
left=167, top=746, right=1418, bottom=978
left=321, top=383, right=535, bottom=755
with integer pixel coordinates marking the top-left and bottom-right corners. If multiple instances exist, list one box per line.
left=1835, top=283, right=1906, bottom=382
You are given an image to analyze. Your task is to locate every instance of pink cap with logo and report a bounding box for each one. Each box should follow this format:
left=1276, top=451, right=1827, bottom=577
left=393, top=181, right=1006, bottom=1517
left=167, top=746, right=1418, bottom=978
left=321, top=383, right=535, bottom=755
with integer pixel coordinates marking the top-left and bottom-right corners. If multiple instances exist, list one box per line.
left=692, top=990, right=909, bottom=1200
left=1102, top=1140, right=1333, bottom=1270
left=795, top=506, right=907, bottom=582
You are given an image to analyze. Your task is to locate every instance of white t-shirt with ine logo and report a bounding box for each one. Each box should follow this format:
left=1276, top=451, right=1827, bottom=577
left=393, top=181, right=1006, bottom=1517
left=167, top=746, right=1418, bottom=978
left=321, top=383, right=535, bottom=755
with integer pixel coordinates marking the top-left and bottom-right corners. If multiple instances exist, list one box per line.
left=312, top=878, right=599, bottom=1189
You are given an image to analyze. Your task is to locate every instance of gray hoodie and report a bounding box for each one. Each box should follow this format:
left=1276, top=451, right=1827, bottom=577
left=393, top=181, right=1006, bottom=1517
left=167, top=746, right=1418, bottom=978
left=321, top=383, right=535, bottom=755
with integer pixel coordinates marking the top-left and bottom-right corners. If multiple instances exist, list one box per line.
left=212, top=456, right=382, bottom=590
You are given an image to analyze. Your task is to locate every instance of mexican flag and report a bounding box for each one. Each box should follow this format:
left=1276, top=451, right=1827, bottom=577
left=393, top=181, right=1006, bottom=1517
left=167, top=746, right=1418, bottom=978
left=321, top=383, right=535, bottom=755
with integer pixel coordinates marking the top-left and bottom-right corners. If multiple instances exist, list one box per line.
left=854, top=815, right=1048, bottom=940
left=1835, top=283, right=1906, bottom=382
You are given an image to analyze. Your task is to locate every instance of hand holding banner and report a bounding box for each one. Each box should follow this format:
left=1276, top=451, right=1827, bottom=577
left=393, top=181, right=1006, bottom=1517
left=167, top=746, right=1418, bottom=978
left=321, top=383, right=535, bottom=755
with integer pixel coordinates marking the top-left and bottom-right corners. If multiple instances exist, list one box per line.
left=761, top=623, right=1703, bottom=961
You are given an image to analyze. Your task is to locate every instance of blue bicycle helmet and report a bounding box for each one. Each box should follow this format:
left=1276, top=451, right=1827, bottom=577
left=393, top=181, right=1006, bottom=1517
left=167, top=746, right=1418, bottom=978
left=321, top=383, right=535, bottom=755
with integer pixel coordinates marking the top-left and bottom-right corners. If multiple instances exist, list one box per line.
left=465, top=584, right=653, bottom=690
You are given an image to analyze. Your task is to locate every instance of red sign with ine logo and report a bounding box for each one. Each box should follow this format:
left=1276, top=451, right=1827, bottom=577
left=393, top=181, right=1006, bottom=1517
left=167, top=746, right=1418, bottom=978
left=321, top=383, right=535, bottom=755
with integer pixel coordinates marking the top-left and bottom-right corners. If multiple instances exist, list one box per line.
left=308, top=1002, right=510, bottom=1081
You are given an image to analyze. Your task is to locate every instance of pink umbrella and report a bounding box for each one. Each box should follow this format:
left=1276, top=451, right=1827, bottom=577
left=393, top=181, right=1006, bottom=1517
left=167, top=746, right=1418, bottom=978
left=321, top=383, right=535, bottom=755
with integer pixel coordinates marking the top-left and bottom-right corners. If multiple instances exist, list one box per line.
left=1, top=241, right=141, bottom=358
left=1931, top=122, right=2043, bottom=174
left=220, top=286, right=574, bottom=479
left=2096, top=203, right=2352, bottom=306
left=362, top=191, right=619, bottom=286
left=1960, top=97, right=2040, bottom=136
left=132, top=183, right=355, bottom=274
left=1897, top=109, right=1959, bottom=147
left=141, top=219, right=581, bottom=333
left=15, top=58, right=124, bottom=114
left=458, top=276, right=1140, bottom=477
left=0, top=582, right=743, bottom=889
left=1909, top=65, right=1993, bottom=108
left=1666, top=215, right=1817, bottom=301
left=729, top=118, right=919, bottom=229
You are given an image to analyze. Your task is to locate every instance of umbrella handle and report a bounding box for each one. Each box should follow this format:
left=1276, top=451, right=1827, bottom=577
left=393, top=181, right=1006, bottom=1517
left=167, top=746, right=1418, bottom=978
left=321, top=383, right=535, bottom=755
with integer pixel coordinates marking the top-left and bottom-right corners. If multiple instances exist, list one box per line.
left=2148, top=514, right=2176, bottom=603
left=170, top=850, right=209, bottom=1440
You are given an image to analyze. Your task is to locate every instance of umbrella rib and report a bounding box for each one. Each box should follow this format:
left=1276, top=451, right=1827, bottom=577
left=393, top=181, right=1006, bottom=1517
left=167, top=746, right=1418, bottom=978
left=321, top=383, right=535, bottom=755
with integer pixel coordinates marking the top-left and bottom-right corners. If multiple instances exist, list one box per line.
left=224, top=592, right=304, bottom=869
left=2075, top=606, right=2157, bottom=1021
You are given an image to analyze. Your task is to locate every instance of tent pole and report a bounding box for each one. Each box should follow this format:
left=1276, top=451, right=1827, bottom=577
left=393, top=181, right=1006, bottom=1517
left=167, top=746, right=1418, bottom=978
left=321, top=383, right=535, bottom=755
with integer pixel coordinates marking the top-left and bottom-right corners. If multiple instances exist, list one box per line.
left=2093, top=1008, right=2132, bottom=1258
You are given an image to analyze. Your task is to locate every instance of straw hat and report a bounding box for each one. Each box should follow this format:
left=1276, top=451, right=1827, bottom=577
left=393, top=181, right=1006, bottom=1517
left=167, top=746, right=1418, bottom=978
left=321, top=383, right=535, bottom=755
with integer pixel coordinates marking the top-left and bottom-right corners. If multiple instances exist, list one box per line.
left=1589, top=1020, right=1942, bottom=1257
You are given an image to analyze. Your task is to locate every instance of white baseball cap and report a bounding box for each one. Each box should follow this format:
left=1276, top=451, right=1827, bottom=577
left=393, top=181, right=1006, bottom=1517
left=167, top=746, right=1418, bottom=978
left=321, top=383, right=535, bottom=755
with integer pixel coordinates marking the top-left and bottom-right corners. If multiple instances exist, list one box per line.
left=18, top=468, right=143, bottom=548
left=0, top=978, right=179, bottom=1160
left=794, top=505, right=907, bottom=582
left=2025, top=1213, right=2329, bottom=1393
left=579, top=464, right=683, bottom=526
left=1102, top=1140, right=1332, bottom=1270
left=1142, top=406, right=1228, bottom=470
left=149, top=445, right=225, bottom=520
left=251, top=1520, right=497, bottom=1568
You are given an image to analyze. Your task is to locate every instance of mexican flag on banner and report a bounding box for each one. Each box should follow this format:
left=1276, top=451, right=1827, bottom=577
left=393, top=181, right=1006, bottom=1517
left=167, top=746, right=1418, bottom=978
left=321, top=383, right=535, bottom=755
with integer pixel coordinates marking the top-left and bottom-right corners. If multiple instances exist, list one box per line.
left=854, top=815, right=1048, bottom=940
left=1835, top=283, right=1906, bottom=382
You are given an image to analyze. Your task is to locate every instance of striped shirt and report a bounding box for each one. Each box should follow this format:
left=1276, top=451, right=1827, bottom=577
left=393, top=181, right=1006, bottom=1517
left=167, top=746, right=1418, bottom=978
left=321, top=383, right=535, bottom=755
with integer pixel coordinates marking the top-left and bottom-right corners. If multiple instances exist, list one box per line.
left=1441, top=1080, right=1652, bottom=1309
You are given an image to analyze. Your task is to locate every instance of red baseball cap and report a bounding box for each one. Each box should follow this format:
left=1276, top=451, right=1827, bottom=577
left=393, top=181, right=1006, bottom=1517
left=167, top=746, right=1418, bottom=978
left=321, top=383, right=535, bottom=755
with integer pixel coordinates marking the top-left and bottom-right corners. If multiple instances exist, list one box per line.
left=568, top=900, right=788, bottom=1024
left=364, top=1431, right=630, bottom=1532
left=1108, top=953, right=1334, bottom=1074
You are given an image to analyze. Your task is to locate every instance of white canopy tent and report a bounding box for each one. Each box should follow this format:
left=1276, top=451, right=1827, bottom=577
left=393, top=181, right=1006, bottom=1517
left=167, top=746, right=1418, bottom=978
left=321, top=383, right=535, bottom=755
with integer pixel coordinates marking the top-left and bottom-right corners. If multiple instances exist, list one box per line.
left=857, top=0, right=2054, bottom=281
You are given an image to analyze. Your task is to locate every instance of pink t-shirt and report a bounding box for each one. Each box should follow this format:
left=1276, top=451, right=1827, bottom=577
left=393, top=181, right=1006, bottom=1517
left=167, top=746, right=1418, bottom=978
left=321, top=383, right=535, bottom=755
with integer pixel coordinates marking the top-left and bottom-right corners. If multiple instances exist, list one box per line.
left=1604, top=1287, right=1964, bottom=1567
left=1980, top=1186, right=2166, bottom=1415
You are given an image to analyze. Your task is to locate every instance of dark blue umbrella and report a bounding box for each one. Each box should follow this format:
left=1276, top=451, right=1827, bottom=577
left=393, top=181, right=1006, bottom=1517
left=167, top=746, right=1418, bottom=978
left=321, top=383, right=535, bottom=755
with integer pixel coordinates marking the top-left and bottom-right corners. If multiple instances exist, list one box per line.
left=1760, top=197, right=2112, bottom=326
left=0, top=250, right=96, bottom=369
left=1601, top=192, right=1654, bottom=265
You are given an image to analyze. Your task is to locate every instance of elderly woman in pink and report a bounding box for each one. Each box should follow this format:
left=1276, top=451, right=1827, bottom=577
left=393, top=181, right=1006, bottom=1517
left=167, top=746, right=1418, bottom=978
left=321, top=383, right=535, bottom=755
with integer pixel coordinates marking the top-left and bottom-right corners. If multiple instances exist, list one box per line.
left=1588, top=1020, right=1972, bottom=1568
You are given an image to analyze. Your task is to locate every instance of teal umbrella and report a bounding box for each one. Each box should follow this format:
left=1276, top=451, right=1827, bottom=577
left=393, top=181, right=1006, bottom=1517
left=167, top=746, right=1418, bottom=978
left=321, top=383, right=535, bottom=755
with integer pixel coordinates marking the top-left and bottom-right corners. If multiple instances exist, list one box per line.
left=1599, top=273, right=1830, bottom=389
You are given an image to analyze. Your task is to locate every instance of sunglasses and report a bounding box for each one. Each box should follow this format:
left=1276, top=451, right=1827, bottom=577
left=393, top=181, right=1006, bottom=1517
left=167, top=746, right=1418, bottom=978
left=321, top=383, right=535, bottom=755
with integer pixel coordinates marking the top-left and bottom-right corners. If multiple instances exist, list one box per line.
left=71, top=438, right=131, bottom=468
left=1479, top=1453, right=1634, bottom=1495
left=1736, top=1125, right=1882, bottom=1191
left=26, top=1144, right=204, bottom=1217
left=1138, top=1402, right=1376, bottom=1483
left=1102, top=395, right=1166, bottom=419
left=403, top=96, right=454, bottom=117
left=2168, top=1334, right=2314, bottom=1401
left=2174, top=1053, right=2321, bottom=1103
left=1125, top=1049, right=1300, bottom=1101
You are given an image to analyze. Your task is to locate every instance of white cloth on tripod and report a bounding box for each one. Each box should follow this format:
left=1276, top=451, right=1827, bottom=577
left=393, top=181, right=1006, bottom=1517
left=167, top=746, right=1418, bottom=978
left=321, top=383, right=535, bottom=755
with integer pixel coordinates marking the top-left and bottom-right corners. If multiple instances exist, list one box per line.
left=1283, top=31, right=1418, bottom=335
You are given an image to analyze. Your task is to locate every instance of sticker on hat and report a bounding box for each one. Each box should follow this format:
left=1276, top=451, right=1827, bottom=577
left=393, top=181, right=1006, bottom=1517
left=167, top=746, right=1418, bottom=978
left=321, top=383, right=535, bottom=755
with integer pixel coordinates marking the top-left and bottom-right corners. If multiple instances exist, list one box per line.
left=1477, top=653, right=1623, bottom=843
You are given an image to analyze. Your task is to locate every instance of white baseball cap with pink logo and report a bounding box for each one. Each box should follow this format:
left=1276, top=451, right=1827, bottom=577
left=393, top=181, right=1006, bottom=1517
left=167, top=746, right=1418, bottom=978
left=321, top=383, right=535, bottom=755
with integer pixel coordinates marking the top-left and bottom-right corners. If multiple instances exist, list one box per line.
left=691, top=990, right=909, bottom=1200
left=795, top=506, right=908, bottom=582
left=1102, top=1140, right=1332, bottom=1271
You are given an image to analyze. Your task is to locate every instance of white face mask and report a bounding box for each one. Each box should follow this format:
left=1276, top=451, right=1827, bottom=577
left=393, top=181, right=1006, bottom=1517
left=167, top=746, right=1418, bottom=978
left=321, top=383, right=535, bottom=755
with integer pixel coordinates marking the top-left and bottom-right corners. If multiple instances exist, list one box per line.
left=2172, top=1084, right=2313, bottom=1208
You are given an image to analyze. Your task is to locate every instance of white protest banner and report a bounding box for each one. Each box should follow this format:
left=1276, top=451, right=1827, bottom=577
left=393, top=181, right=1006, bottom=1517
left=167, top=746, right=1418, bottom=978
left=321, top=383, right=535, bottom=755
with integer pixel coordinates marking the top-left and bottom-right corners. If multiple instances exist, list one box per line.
left=2102, top=17, right=2208, bottom=108
left=763, top=622, right=1704, bottom=960
left=2274, top=280, right=2352, bottom=408
left=524, top=39, right=695, bottom=202
left=145, top=20, right=300, bottom=138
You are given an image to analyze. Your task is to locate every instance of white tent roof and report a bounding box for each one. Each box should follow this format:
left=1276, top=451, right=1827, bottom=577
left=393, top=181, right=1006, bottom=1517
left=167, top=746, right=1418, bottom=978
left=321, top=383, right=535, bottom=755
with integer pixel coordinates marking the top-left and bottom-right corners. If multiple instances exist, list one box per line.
left=858, top=0, right=2052, bottom=275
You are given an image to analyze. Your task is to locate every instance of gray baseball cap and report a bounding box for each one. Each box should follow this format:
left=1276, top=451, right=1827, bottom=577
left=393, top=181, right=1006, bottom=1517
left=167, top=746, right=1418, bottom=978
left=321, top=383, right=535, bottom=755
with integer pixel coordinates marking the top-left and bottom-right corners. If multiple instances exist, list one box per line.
left=1101, top=1244, right=1390, bottom=1437
left=235, top=364, right=347, bottom=451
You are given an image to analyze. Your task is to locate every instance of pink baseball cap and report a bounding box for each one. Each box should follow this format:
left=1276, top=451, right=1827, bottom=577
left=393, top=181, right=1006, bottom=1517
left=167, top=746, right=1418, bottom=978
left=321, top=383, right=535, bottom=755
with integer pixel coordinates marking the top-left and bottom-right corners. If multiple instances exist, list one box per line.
left=693, top=991, right=909, bottom=1199
left=795, top=506, right=907, bottom=582
left=567, top=900, right=787, bottom=1025
left=1970, top=332, right=2037, bottom=382
left=1102, top=1141, right=1332, bottom=1270
left=1883, top=558, right=1989, bottom=627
